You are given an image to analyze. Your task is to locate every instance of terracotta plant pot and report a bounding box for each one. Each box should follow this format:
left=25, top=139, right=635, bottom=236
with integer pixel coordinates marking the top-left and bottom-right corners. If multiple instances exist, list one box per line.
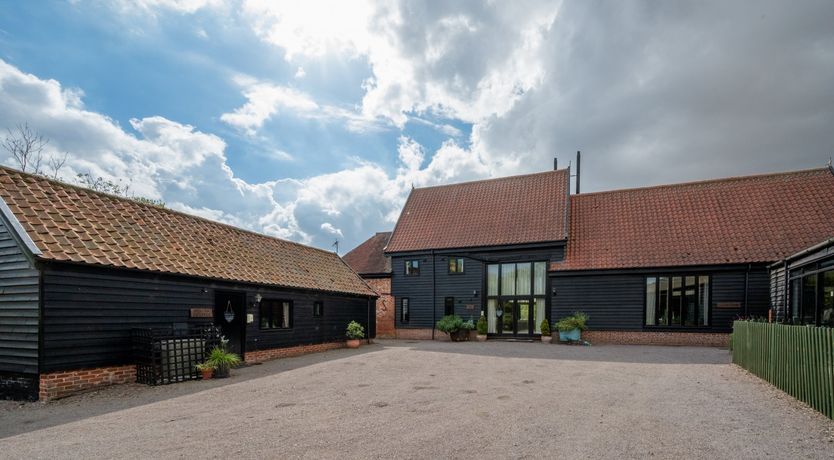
left=476, top=334, right=487, bottom=342
left=346, top=339, right=361, bottom=349
left=541, top=335, right=553, bottom=344
left=200, top=368, right=214, bottom=380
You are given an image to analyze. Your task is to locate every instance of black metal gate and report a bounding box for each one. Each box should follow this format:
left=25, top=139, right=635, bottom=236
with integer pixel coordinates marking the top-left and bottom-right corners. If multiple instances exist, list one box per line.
left=132, top=325, right=221, bottom=385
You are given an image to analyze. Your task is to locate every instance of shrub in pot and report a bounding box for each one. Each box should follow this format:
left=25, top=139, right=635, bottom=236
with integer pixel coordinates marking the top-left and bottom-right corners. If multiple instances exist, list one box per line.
left=436, top=315, right=472, bottom=342
left=555, top=311, right=588, bottom=342
left=196, top=362, right=215, bottom=380
left=346, top=320, right=365, bottom=348
left=540, top=319, right=552, bottom=343
left=475, top=315, right=488, bottom=341
left=204, top=344, right=241, bottom=378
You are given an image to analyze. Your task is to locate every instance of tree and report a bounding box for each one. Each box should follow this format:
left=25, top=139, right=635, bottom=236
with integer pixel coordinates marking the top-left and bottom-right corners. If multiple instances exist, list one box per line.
left=2, top=123, right=48, bottom=174
left=75, top=172, right=165, bottom=208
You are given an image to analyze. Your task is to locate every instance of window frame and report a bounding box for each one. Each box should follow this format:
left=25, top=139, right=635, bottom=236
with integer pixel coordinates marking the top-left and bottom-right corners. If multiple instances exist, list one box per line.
left=313, top=301, right=323, bottom=318
left=259, top=299, right=293, bottom=330
left=405, top=260, right=421, bottom=276
left=401, top=297, right=410, bottom=323
left=484, top=261, right=548, bottom=335
left=448, top=257, right=465, bottom=274
left=444, top=296, right=455, bottom=316
left=643, top=274, right=711, bottom=328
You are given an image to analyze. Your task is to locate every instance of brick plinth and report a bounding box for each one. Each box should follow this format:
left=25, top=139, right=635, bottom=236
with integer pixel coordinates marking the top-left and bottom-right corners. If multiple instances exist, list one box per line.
left=39, top=365, right=136, bottom=401
left=394, top=328, right=435, bottom=340
left=245, top=341, right=346, bottom=364
left=365, top=277, right=395, bottom=338
left=582, top=330, right=730, bottom=347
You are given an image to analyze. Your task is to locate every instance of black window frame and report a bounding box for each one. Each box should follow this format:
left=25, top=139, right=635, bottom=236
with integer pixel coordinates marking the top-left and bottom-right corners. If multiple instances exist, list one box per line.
left=259, top=299, right=293, bottom=330
left=444, top=296, right=455, bottom=316
left=405, top=260, right=421, bottom=276
left=401, top=297, right=410, bottom=323
left=484, top=261, right=549, bottom=336
left=643, top=274, right=711, bottom=328
left=313, top=301, right=323, bottom=318
left=788, top=258, right=834, bottom=327
left=448, top=257, right=465, bottom=274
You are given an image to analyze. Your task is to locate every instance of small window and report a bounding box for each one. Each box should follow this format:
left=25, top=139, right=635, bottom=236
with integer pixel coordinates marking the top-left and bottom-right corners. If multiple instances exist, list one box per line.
left=260, top=300, right=292, bottom=329
left=448, top=257, right=464, bottom=274
left=401, top=298, right=410, bottom=323
left=313, top=301, right=323, bottom=317
left=405, top=260, right=420, bottom=276
left=444, top=297, right=455, bottom=316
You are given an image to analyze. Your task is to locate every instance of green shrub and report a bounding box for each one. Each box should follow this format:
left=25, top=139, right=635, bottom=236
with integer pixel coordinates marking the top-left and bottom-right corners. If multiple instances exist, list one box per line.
left=555, top=311, right=589, bottom=332
left=436, top=315, right=466, bottom=333
left=540, top=319, right=551, bottom=335
left=476, top=315, right=488, bottom=335
left=204, top=346, right=241, bottom=371
left=346, top=320, right=365, bottom=339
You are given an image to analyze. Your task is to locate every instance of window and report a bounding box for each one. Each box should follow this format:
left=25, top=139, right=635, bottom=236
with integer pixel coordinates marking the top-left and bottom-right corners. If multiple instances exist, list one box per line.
left=260, top=299, right=292, bottom=329
left=313, top=301, right=323, bottom=317
left=401, top=298, right=410, bottom=323
left=448, top=257, right=464, bottom=274
left=405, top=260, right=420, bottom=276
left=486, top=262, right=548, bottom=335
left=444, top=297, right=455, bottom=316
left=645, top=275, right=709, bottom=327
left=790, top=265, right=834, bottom=327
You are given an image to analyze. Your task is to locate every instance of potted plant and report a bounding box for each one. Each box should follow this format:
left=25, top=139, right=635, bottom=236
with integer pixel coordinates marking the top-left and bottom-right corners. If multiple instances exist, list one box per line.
left=555, top=311, right=588, bottom=342
left=346, top=320, right=365, bottom=348
left=475, top=315, right=488, bottom=342
left=540, top=319, right=552, bottom=343
left=196, top=362, right=215, bottom=380
left=436, top=315, right=472, bottom=342
left=204, top=343, right=241, bottom=379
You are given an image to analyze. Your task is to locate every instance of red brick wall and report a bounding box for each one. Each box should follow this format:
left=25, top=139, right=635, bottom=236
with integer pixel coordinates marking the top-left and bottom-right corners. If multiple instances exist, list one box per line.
left=245, top=341, right=346, bottom=363
left=582, top=330, right=730, bottom=347
left=39, top=365, right=136, bottom=401
left=365, top=277, right=395, bottom=338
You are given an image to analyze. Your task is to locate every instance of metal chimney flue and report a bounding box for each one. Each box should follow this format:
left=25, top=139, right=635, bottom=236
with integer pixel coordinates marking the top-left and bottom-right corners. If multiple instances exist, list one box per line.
left=553, top=157, right=558, bottom=170
left=575, top=150, right=581, bottom=194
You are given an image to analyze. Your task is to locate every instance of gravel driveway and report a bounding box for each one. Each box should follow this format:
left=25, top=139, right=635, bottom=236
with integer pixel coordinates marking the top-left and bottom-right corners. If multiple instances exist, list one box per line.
left=1, top=340, right=832, bottom=459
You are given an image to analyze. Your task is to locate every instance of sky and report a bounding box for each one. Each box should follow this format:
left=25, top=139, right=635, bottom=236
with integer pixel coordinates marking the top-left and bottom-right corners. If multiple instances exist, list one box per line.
left=0, top=1, right=833, bottom=252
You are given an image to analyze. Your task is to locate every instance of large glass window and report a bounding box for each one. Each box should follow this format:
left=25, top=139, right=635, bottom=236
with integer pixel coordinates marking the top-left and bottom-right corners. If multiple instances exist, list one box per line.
left=516, top=263, right=532, bottom=296
left=486, top=262, right=548, bottom=335
left=645, top=275, right=709, bottom=327
left=790, top=265, right=834, bottom=327
left=501, top=263, right=516, bottom=296
left=487, top=265, right=499, bottom=296
left=822, top=270, right=834, bottom=327
left=802, top=275, right=817, bottom=325
left=260, top=300, right=292, bottom=329
left=534, top=262, right=546, bottom=295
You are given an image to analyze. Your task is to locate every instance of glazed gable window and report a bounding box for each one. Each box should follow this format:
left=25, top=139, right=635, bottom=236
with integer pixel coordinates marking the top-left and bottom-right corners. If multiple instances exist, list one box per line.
left=405, top=260, right=420, bottom=276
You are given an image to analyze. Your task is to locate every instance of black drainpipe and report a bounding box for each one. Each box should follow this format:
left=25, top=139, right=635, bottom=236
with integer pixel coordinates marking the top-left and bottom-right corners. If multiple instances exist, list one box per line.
left=743, top=264, right=751, bottom=316
left=431, top=249, right=436, bottom=340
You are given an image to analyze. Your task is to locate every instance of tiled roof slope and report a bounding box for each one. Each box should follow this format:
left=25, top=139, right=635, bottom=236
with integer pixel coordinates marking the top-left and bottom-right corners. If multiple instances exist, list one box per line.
left=386, top=169, right=570, bottom=252
left=0, top=167, right=374, bottom=296
left=553, top=168, right=834, bottom=271
left=343, top=232, right=392, bottom=275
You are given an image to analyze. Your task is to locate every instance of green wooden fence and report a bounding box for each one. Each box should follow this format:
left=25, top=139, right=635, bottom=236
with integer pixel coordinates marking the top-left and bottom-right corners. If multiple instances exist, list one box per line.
left=732, top=321, right=834, bottom=419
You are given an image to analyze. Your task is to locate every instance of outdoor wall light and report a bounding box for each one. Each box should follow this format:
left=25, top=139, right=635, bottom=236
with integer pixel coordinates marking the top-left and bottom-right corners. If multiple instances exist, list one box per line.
left=255, top=293, right=263, bottom=304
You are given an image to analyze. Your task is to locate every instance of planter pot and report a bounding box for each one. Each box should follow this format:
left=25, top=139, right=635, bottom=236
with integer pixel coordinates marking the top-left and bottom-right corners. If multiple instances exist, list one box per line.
left=558, top=328, right=581, bottom=342
left=346, top=339, right=361, bottom=349
left=200, top=368, right=214, bottom=380
left=475, top=334, right=487, bottom=342
left=214, top=365, right=230, bottom=379
left=541, top=335, right=553, bottom=344
left=449, top=329, right=471, bottom=342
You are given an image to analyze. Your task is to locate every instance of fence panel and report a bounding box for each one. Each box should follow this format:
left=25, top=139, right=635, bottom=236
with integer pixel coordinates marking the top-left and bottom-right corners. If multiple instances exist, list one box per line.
left=732, top=321, right=833, bottom=419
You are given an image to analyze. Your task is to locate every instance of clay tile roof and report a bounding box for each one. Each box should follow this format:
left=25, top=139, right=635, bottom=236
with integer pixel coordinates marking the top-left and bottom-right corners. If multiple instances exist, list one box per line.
left=343, top=232, right=392, bottom=275
left=553, top=168, right=834, bottom=272
left=386, top=169, right=570, bottom=253
left=0, top=166, right=374, bottom=296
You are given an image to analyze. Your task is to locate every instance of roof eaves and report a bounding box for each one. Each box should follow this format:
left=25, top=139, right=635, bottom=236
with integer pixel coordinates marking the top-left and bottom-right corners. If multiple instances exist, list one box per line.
left=0, top=195, right=42, bottom=257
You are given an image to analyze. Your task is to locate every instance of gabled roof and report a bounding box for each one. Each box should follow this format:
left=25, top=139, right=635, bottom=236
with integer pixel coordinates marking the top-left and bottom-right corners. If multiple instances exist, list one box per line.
left=343, top=232, right=392, bottom=276
left=553, top=168, right=834, bottom=272
left=0, top=166, right=375, bottom=296
left=385, top=169, right=570, bottom=253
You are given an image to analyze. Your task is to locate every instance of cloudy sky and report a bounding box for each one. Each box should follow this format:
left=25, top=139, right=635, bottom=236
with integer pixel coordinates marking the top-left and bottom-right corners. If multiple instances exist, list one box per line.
left=1, top=1, right=832, bottom=252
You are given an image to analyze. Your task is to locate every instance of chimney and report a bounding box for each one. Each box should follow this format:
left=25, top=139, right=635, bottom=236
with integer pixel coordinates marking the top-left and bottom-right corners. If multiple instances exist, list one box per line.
left=553, top=157, right=558, bottom=170
left=575, top=150, right=581, bottom=194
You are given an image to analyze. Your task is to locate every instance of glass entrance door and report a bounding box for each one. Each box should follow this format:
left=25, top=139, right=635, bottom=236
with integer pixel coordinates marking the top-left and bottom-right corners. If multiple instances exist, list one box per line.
left=496, top=299, right=532, bottom=336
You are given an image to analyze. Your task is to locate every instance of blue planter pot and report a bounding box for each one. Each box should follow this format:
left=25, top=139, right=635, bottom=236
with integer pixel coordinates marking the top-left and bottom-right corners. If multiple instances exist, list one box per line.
left=559, top=328, right=581, bottom=342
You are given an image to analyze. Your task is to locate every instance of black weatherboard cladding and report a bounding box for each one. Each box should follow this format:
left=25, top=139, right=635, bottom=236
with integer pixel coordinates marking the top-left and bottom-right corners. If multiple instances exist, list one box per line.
left=391, top=245, right=565, bottom=329
left=39, top=262, right=373, bottom=372
left=0, top=216, right=39, bottom=376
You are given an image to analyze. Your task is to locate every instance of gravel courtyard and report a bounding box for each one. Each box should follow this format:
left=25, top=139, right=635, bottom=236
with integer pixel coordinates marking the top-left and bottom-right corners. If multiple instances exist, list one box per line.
left=1, top=340, right=832, bottom=459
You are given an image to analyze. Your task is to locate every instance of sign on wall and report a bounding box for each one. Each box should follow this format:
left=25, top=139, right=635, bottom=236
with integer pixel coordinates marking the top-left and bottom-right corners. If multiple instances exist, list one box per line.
left=190, top=308, right=213, bottom=318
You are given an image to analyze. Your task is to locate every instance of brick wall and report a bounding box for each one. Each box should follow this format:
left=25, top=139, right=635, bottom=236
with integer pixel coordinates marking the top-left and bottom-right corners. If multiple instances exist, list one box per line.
left=39, top=365, right=136, bottom=401
left=582, top=330, right=730, bottom=347
left=365, top=277, right=395, bottom=338
left=245, top=341, right=346, bottom=363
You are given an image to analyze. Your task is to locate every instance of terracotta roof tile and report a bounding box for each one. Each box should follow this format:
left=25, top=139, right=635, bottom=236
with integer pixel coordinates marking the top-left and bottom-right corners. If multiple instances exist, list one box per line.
left=554, top=168, right=834, bottom=271
left=343, top=232, right=392, bottom=275
left=0, top=166, right=374, bottom=297
left=386, top=169, right=570, bottom=252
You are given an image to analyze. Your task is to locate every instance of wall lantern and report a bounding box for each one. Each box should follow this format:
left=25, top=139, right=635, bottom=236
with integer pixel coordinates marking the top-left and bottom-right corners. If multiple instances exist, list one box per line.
left=255, top=294, right=263, bottom=304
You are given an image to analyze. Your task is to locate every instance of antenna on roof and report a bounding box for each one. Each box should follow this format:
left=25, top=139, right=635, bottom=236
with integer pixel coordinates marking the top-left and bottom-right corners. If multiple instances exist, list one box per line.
left=332, top=240, right=339, bottom=254
left=828, top=157, right=834, bottom=175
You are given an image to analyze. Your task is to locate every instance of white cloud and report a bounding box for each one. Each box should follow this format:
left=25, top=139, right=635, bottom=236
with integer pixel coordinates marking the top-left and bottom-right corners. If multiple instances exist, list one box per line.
left=320, top=222, right=343, bottom=238
left=294, top=66, right=306, bottom=79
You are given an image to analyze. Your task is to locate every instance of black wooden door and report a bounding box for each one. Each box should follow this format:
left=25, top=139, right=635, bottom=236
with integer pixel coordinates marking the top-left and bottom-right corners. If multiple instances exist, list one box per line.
left=214, top=291, right=246, bottom=356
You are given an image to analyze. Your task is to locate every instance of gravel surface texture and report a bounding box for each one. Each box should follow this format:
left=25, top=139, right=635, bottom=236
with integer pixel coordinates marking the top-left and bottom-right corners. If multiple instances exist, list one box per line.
left=1, top=340, right=832, bottom=459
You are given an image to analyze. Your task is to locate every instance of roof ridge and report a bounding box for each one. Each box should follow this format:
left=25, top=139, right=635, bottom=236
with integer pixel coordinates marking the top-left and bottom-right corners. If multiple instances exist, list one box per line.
left=0, top=165, right=340, bottom=258
left=413, top=168, right=569, bottom=191
left=572, top=167, right=830, bottom=198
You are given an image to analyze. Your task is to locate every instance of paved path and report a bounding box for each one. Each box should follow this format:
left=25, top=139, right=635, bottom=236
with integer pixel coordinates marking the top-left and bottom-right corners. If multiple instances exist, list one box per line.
left=1, top=340, right=832, bottom=459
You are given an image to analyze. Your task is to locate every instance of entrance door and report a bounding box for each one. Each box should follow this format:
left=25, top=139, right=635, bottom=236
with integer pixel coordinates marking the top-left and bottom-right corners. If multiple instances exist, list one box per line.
left=497, top=299, right=532, bottom=336
left=214, top=291, right=246, bottom=356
